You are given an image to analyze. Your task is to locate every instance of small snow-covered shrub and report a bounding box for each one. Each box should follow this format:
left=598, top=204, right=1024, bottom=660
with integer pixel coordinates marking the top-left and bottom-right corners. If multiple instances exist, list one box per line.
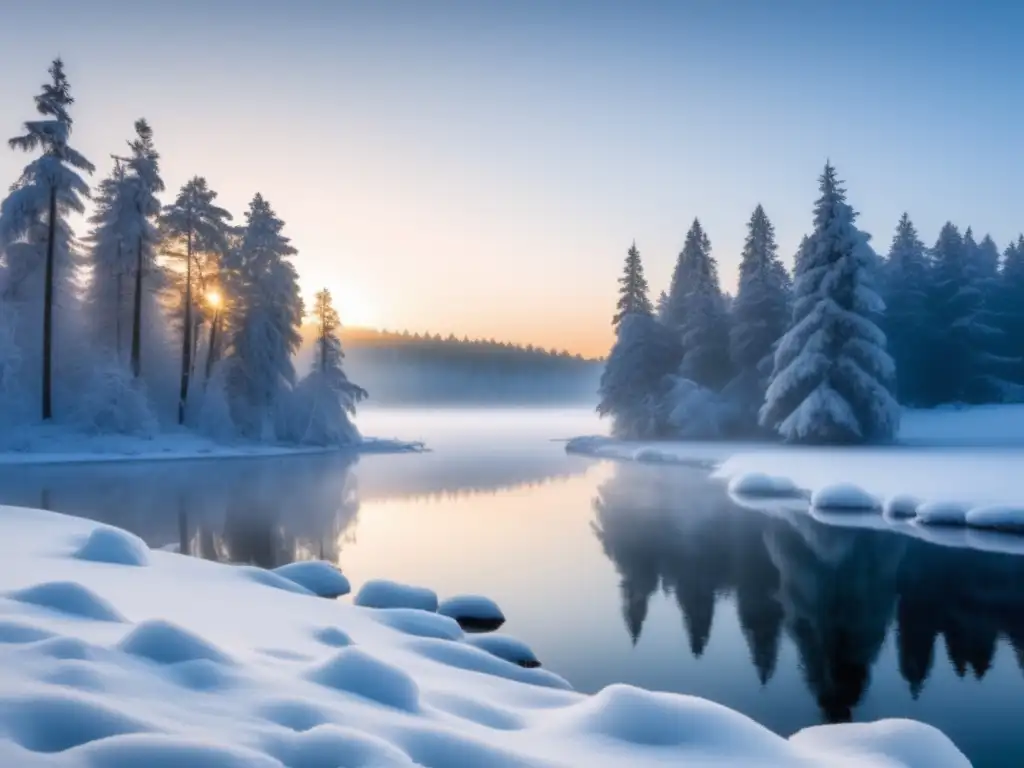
left=663, top=376, right=739, bottom=439
left=72, top=360, right=158, bottom=437
left=279, top=371, right=361, bottom=447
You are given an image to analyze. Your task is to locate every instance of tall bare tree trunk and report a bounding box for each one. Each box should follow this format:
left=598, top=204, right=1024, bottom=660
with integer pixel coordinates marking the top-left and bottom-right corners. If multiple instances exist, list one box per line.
left=205, top=310, right=220, bottom=382
left=131, top=234, right=143, bottom=378
left=178, top=224, right=193, bottom=424
left=41, top=185, right=57, bottom=421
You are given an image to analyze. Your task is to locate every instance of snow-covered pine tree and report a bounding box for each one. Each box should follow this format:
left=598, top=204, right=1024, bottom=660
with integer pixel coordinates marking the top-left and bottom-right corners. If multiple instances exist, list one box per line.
left=1, top=58, right=94, bottom=420
left=760, top=163, right=898, bottom=444
left=613, top=241, right=654, bottom=327
left=1000, top=236, right=1024, bottom=390
left=161, top=177, right=232, bottom=424
left=598, top=242, right=680, bottom=438
left=283, top=289, right=367, bottom=445
left=728, top=204, right=790, bottom=423
left=124, top=119, right=166, bottom=379
left=881, top=213, right=931, bottom=405
left=675, top=219, right=731, bottom=389
left=928, top=222, right=1008, bottom=404
left=224, top=194, right=304, bottom=439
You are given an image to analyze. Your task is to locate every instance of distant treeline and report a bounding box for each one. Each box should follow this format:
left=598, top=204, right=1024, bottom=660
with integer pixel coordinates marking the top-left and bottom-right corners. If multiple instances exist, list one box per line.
left=299, top=328, right=603, bottom=406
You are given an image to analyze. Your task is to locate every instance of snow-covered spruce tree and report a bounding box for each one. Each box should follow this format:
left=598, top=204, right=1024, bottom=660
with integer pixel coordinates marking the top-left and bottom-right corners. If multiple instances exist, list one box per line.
left=281, top=289, right=367, bottom=446
left=675, top=219, right=731, bottom=390
left=223, top=194, right=304, bottom=439
left=999, top=236, right=1024, bottom=390
left=613, top=241, right=654, bottom=326
left=759, top=163, right=898, bottom=444
left=728, top=204, right=791, bottom=427
left=1, top=58, right=94, bottom=420
left=928, top=222, right=1009, bottom=404
left=161, top=177, right=232, bottom=424
left=881, top=213, right=931, bottom=406
left=598, top=242, right=680, bottom=438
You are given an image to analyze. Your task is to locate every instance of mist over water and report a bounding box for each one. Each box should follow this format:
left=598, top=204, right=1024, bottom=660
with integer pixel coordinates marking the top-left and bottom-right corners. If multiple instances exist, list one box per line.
left=0, top=407, right=1021, bottom=768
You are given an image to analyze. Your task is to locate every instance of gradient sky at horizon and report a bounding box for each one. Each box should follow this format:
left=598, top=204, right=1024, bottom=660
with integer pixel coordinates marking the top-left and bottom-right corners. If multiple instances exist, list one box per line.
left=1, top=1, right=1022, bottom=357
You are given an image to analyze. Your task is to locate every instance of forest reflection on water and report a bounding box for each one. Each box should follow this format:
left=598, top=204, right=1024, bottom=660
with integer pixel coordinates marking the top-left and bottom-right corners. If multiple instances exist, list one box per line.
left=2, top=413, right=1024, bottom=767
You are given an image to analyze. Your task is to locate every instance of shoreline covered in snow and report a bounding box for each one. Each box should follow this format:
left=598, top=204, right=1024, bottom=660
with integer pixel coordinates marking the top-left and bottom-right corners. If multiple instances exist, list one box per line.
left=0, top=427, right=424, bottom=467
left=0, top=505, right=970, bottom=767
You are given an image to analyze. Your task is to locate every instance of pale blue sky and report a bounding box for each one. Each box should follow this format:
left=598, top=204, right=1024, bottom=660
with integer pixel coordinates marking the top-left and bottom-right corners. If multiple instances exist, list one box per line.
left=1, top=1, right=1021, bottom=355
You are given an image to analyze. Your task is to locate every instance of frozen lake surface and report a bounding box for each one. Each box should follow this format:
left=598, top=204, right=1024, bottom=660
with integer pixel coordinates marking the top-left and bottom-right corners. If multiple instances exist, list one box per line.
left=1, top=407, right=1022, bottom=767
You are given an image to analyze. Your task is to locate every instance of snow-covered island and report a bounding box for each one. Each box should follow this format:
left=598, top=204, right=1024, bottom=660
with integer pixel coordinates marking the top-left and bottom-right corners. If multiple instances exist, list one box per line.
left=0, top=505, right=971, bottom=767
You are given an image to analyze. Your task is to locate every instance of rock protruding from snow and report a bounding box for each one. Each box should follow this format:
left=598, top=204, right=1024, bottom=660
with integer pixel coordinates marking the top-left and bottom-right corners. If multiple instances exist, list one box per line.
left=915, top=502, right=970, bottom=527
left=374, top=609, right=464, bottom=641
left=354, top=580, right=438, bottom=612
left=74, top=526, right=151, bottom=566
left=412, top=638, right=571, bottom=691
left=883, top=495, right=921, bottom=519
left=727, top=472, right=801, bottom=498
left=965, top=505, right=1024, bottom=533
left=437, top=595, right=506, bottom=632
left=8, top=581, right=126, bottom=623
left=118, top=619, right=234, bottom=666
left=810, top=483, right=879, bottom=512
left=305, top=647, right=421, bottom=712
left=272, top=561, right=351, bottom=598
left=466, top=634, right=541, bottom=668
left=311, top=627, right=353, bottom=648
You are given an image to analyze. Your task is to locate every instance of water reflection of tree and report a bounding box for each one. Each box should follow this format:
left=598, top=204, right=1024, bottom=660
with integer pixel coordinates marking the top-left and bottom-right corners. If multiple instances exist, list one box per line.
left=592, top=463, right=1024, bottom=724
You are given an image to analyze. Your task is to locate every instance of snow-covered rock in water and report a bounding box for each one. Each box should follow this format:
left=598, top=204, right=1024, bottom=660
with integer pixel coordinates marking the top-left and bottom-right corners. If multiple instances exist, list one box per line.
left=438, top=595, right=506, bottom=632
left=965, top=505, right=1024, bottom=533
left=74, top=526, right=150, bottom=566
left=883, top=494, right=921, bottom=519
left=727, top=472, right=801, bottom=498
left=915, top=501, right=970, bottom=527
left=466, top=634, right=541, bottom=668
left=632, top=446, right=676, bottom=463
left=810, top=483, right=880, bottom=512
left=0, top=506, right=975, bottom=768
left=354, top=579, right=438, bottom=612
left=272, top=561, right=351, bottom=598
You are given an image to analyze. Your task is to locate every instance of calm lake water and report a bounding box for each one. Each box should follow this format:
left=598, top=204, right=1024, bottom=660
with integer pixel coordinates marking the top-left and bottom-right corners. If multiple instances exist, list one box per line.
left=1, top=407, right=1022, bottom=767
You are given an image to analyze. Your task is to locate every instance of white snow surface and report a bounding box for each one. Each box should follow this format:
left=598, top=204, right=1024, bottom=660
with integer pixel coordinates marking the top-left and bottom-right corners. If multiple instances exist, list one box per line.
left=810, top=483, right=880, bottom=512
left=272, top=561, right=351, bottom=598
left=354, top=579, right=439, bottom=612
left=0, top=423, right=420, bottom=466
left=0, top=506, right=971, bottom=767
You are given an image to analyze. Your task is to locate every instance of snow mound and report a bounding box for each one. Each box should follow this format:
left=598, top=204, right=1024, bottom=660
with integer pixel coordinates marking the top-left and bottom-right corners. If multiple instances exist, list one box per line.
left=427, top=690, right=525, bottom=730
left=915, top=501, right=970, bottom=527
left=170, top=658, right=237, bottom=691
left=438, top=595, right=506, bottom=632
left=257, top=697, right=336, bottom=732
left=70, top=733, right=283, bottom=768
left=811, top=483, right=880, bottom=511
left=305, top=647, right=421, bottom=712
left=311, top=626, right=353, bottom=648
left=0, top=619, right=54, bottom=644
left=74, top=526, right=151, bottom=566
left=272, top=561, right=351, bottom=598
left=791, top=719, right=972, bottom=768
left=236, top=565, right=316, bottom=596
left=355, top=579, right=438, bottom=612
left=41, top=660, right=106, bottom=692
left=0, top=690, right=154, bottom=752
left=465, top=634, right=541, bottom=668
left=394, top=725, right=534, bottom=768
left=549, top=683, right=788, bottom=754
left=117, top=619, right=234, bottom=666
left=374, top=608, right=464, bottom=640
left=7, top=581, right=126, bottom=622
left=25, top=635, right=98, bottom=661
left=262, top=724, right=416, bottom=768
left=412, top=638, right=570, bottom=690
left=965, top=505, right=1024, bottom=533
left=727, top=471, right=802, bottom=498
left=883, top=494, right=921, bottom=519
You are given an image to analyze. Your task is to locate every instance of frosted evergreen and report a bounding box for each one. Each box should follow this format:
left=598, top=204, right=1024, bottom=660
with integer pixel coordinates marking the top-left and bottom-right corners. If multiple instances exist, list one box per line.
left=613, top=241, right=653, bottom=327
left=999, top=236, right=1024, bottom=390
left=882, top=213, right=930, bottom=405
left=224, top=194, right=304, bottom=439
left=760, top=163, right=898, bottom=444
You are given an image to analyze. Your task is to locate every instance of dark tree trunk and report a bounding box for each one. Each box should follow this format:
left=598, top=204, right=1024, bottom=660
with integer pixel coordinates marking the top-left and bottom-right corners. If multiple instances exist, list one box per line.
left=41, top=185, right=57, bottom=421
left=178, top=226, right=193, bottom=424
left=131, top=233, right=143, bottom=378
left=205, top=311, right=219, bottom=382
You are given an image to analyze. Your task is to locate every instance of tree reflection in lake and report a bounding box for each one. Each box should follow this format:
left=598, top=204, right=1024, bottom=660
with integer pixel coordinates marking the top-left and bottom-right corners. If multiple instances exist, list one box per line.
left=593, top=462, right=1024, bottom=725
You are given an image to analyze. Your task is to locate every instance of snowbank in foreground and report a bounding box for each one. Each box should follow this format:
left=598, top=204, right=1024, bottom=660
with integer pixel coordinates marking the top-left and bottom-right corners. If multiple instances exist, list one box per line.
left=0, top=423, right=421, bottom=466
left=0, top=506, right=969, bottom=767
